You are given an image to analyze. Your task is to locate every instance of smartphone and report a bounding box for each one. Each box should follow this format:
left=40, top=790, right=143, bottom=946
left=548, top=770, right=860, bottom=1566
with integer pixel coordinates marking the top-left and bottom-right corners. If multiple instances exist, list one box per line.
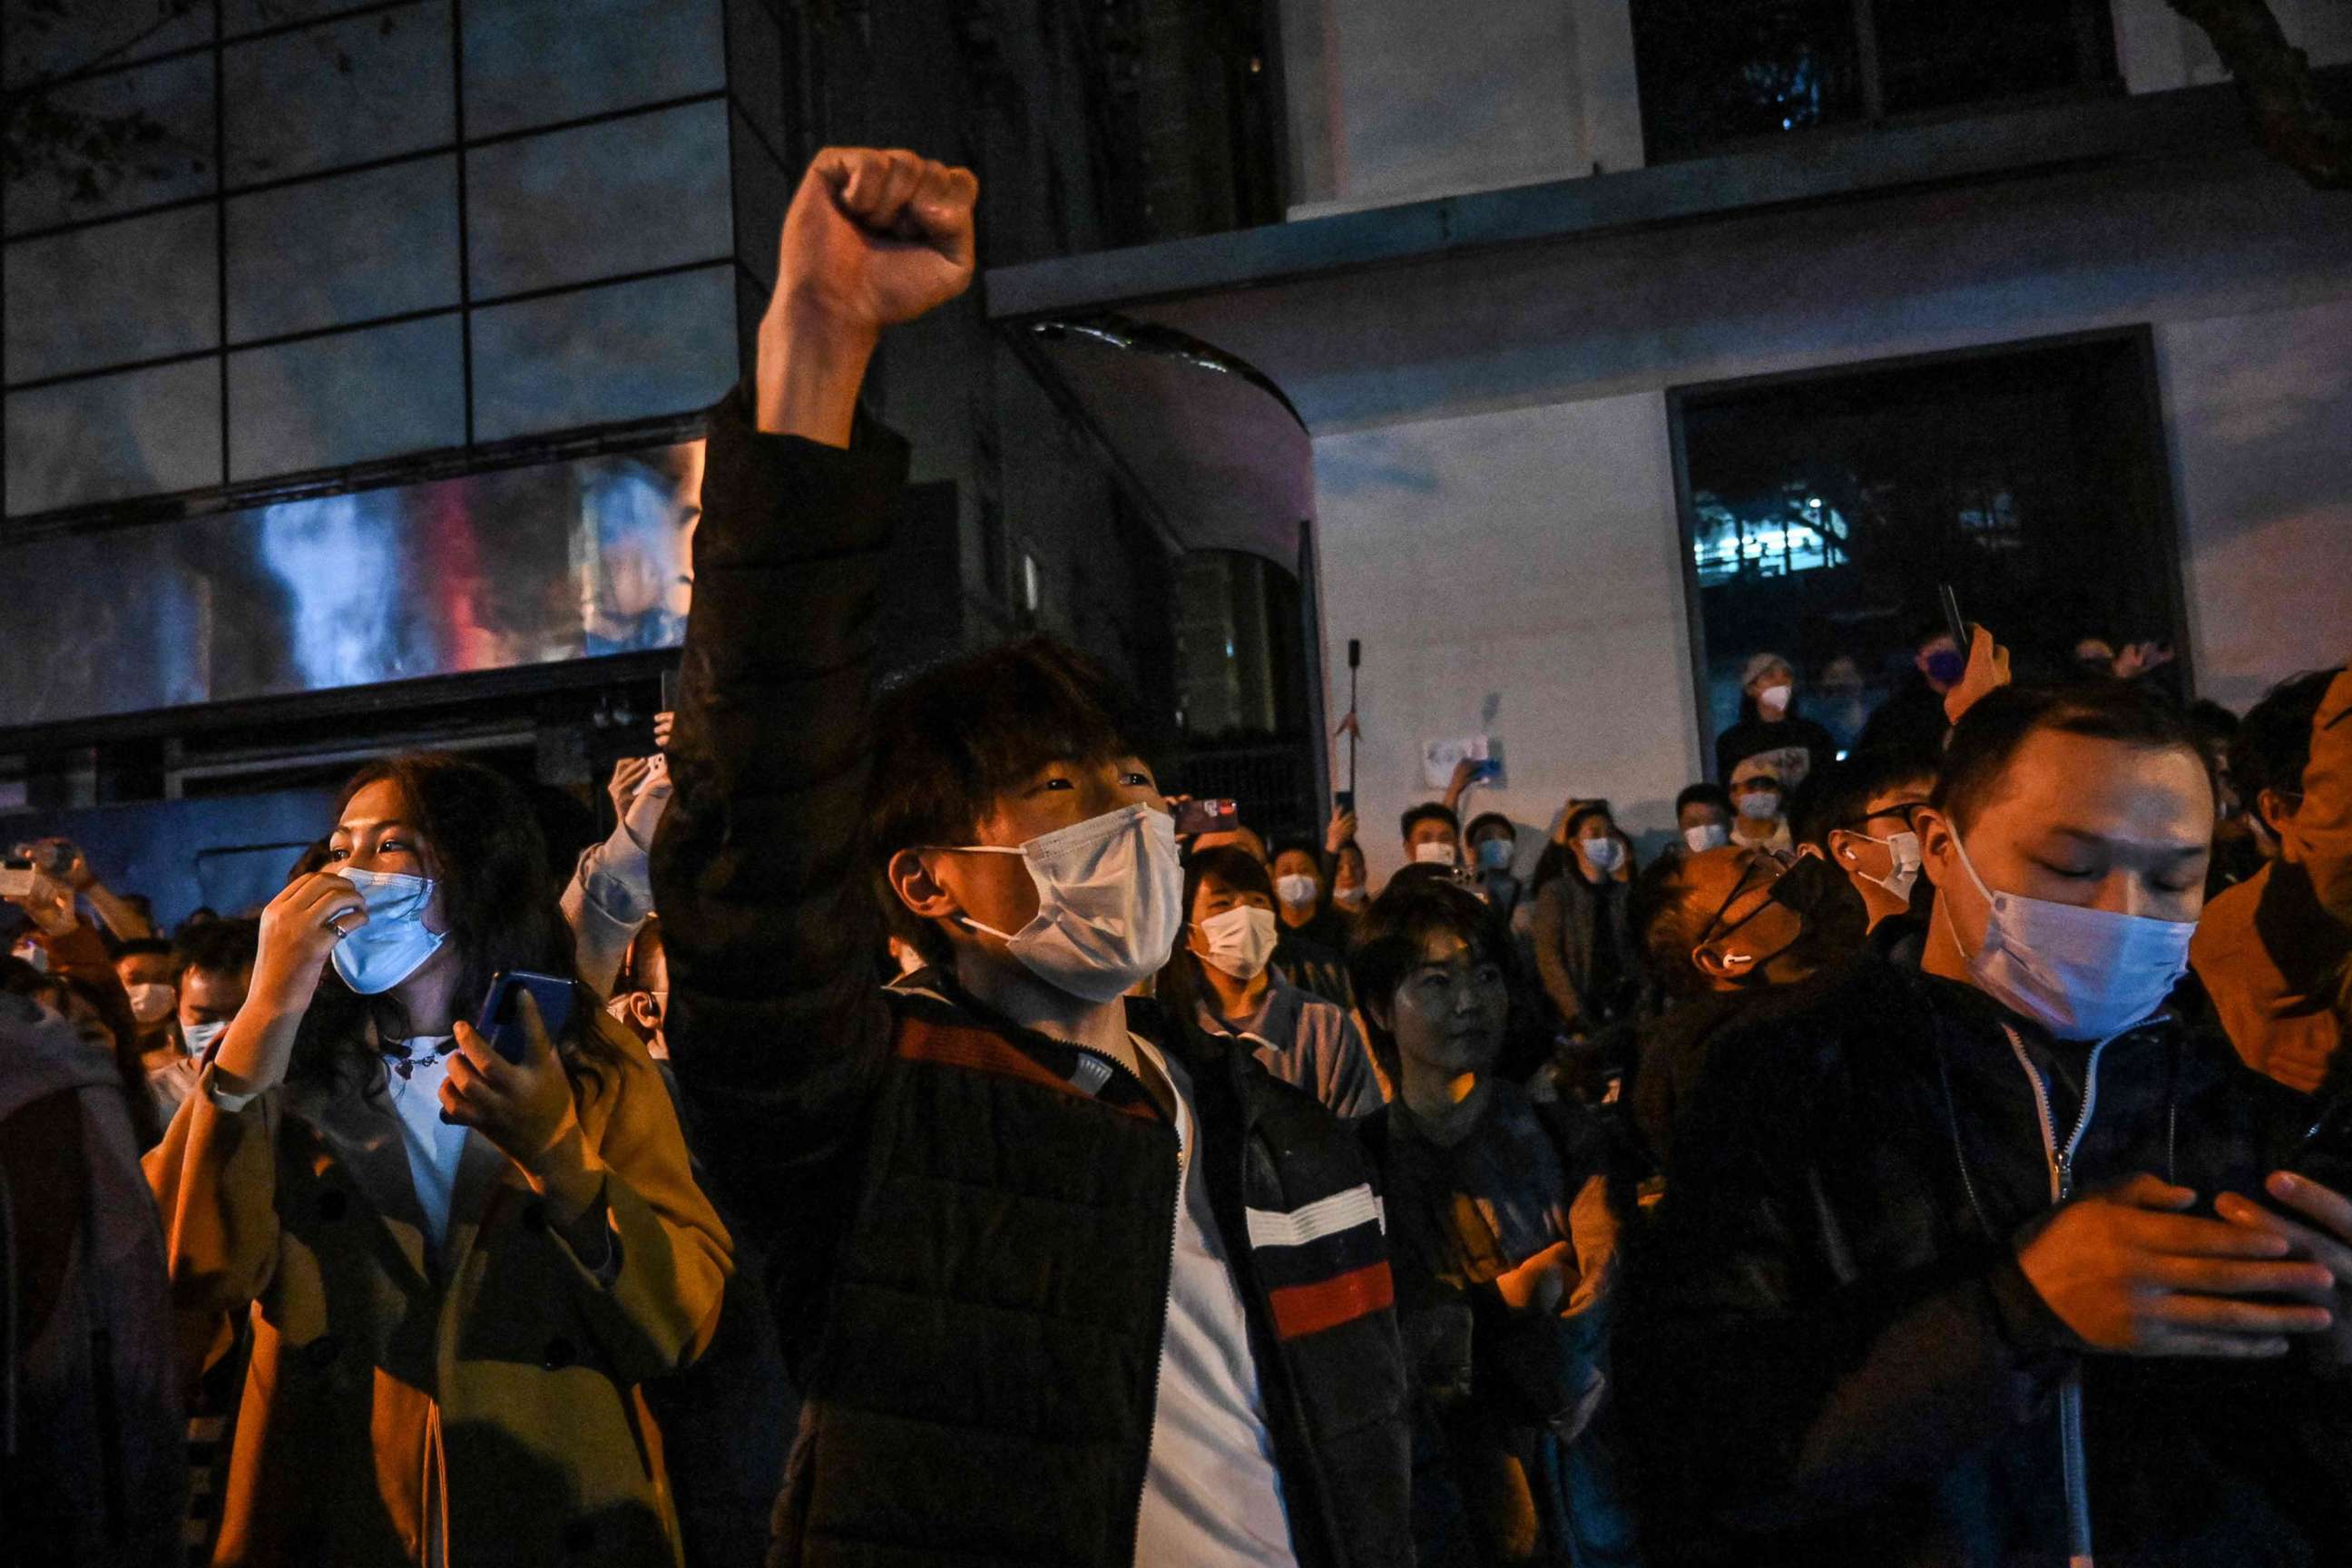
left=1173, top=798, right=1239, bottom=837
left=0, top=859, right=35, bottom=900
left=475, top=970, right=578, bottom=1065
left=1937, top=583, right=1969, bottom=651
left=1334, top=790, right=1356, bottom=814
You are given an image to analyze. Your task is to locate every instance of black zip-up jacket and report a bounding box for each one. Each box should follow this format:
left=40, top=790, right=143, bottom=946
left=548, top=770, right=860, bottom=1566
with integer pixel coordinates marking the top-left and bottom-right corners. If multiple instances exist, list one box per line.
left=1618, top=955, right=2352, bottom=1566
left=651, top=386, right=1410, bottom=1568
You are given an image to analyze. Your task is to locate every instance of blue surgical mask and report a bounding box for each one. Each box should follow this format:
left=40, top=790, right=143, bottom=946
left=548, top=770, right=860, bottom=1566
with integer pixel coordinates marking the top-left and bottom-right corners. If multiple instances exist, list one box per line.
left=181, top=1019, right=228, bottom=1059
left=1943, top=828, right=2192, bottom=1041
left=1475, top=838, right=1515, bottom=873
left=329, top=868, right=449, bottom=995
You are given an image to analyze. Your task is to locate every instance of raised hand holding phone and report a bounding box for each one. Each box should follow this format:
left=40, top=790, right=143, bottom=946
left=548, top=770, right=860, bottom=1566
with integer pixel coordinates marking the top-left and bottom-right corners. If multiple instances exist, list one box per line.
left=443, top=990, right=607, bottom=1241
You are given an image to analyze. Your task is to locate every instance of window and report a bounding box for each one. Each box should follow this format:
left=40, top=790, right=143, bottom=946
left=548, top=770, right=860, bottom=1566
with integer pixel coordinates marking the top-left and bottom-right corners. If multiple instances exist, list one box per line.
left=1671, top=331, right=2189, bottom=769
left=1632, top=0, right=2118, bottom=162
left=1173, top=550, right=1318, bottom=838
left=4, top=0, right=783, bottom=518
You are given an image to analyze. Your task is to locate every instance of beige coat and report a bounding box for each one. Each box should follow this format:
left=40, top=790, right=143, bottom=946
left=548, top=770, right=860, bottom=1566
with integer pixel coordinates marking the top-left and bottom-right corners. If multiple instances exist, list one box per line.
left=145, top=1016, right=731, bottom=1567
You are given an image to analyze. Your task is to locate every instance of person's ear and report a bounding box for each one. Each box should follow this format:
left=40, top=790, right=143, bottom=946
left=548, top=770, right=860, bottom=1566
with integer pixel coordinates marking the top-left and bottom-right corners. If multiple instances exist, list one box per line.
left=1363, top=989, right=1396, bottom=1037
left=626, top=992, right=661, bottom=1033
left=1913, top=807, right=1959, bottom=891
left=887, top=848, right=963, bottom=922
left=1827, top=828, right=1866, bottom=867
left=2257, top=789, right=2304, bottom=861
left=1690, top=941, right=1748, bottom=984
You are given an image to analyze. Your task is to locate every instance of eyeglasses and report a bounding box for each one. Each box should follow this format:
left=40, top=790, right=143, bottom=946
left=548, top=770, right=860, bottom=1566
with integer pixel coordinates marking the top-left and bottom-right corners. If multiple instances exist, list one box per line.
left=1838, top=799, right=1930, bottom=831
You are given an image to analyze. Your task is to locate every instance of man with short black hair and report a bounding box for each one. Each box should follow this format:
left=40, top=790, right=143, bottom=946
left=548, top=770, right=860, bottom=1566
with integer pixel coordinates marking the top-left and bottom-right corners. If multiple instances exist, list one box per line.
left=654, top=146, right=1406, bottom=1568
left=152, top=917, right=259, bottom=1123
left=1800, top=751, right=1938, bottom=938
left=1673, top=783, right=1733, bottom=857
left=1400, top=801, right=1462, bottom=872
left=1624, top=679, right=2352, bottom=1565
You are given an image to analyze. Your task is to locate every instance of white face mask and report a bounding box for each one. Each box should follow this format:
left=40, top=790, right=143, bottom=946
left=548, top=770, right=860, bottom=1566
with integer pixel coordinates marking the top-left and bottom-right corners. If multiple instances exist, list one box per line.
left=1943, top=827, right=2194, bottom=1041
left=1849, top=829, right=1923, bottom=902
left=125, top=982, right=177, bottom=1025
left=1412, top=841, right=1459, bottom=867
left=1334, top=886, right=1368, bottom=910
left=181, top=1019, right=228, bottom=1059
left=1580, top=836, right=1623, bottom=873
left=1758, top=683, right=1794, bottom=717
left=1737, top=789, right=1782, bottom=822
left=1683, top=823, right=1730, bottom=854
left=329, top=868, right=448, bottom=995
left=1196, top=905, right=1279, bottom=982
left=1274, top=873, right=1320, bottom=907
left=954, top=804, right=1182, bottom=1004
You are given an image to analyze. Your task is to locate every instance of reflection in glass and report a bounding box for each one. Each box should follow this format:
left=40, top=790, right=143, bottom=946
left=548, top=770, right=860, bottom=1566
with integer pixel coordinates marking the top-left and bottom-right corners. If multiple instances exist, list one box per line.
left=0, top=438, right=704, bottom=730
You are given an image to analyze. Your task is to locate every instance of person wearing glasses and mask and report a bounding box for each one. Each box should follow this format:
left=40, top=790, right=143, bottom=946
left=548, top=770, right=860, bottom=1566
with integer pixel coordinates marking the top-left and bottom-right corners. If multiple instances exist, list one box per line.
left=1622, top=845, right=1862, bottom=1169
left=1802, top=751, right=1941, bottom=962
left=1621, top=680, right=2352, bottom=1567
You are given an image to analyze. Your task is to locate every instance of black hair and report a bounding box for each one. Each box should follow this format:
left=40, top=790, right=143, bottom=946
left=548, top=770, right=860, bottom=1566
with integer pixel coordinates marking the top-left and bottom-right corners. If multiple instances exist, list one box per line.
left=1797, top=750, right=1938, bottom=852
left=1267, top=832, right=1323, bottom=867
left=1532, top=803, right=1623, bottom=896
left=1345, top=873, right=1516, bottom=1086
left=293, top=753, right=618, bottom=1100
left=2231, top=668, right=2338, bottom=834
left=1675, top=782, right=1732, bottom=818
left=1464, top=811, right=1515, bottom=845
left=1156, top=847, right=1278, bottom=1030
left=1399, top=802, right=1460, bottom=842
left=1631, top=854, right=1709, bottom=996
left=1931, top=681, right=2212, bottom=834
left=113, top=936, right=175, bottom=965
left=867, top=635, right=1153, bottom=876
left=173, top=917, right=259, bottom=980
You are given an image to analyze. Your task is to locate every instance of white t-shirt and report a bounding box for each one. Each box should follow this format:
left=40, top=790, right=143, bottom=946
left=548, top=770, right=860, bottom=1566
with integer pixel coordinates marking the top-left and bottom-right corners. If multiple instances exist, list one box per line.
left=1129, top=1037, right=1299, bottom=1568
left=383, top=1040, right=473, bottom=1254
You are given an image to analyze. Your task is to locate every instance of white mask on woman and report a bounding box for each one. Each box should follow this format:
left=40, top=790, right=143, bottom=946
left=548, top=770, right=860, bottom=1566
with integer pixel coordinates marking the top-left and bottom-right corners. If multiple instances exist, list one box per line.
left=1196, top=905, right=1280, bottom=982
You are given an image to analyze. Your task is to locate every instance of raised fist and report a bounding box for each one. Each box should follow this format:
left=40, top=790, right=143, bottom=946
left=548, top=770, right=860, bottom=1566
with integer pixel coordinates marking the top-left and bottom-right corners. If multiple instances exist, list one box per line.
left=770, top=147, right=978, bottom=340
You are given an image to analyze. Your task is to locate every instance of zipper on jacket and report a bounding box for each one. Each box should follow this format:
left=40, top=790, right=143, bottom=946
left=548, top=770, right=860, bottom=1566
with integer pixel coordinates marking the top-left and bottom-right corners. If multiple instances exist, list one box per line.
left=2000, top=1022, right=2124, bottom=1568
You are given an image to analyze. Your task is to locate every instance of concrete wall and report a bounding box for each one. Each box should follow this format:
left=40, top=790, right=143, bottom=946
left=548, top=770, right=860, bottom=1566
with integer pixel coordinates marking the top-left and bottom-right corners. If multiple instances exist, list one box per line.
left=2159, top=295, right=2352, bottom=710
left=1280, top=0, right=1644, bottom=216
left=1312, top=393, right=1697, bottom=886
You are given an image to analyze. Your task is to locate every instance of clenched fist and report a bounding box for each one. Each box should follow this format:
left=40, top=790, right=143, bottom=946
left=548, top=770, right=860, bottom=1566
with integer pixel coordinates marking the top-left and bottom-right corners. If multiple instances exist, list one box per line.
left=758, top=147, right=978, bottom=444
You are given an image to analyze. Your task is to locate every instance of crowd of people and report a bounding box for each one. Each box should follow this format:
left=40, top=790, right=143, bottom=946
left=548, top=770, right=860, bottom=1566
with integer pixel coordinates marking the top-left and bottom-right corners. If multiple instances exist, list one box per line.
left=5, top=146, right=2352, bottom=1568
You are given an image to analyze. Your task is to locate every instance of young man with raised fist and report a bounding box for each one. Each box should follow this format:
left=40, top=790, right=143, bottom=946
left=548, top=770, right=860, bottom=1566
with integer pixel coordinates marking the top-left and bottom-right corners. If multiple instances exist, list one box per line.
left=652, top=148, right=1409, bottom=1568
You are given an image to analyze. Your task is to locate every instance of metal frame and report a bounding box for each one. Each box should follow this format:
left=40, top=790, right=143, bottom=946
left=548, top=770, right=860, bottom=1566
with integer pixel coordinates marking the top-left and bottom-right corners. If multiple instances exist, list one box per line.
left=4, top=0, right=796, bottom=528
left=1661, top=322, right=2197, bottom=777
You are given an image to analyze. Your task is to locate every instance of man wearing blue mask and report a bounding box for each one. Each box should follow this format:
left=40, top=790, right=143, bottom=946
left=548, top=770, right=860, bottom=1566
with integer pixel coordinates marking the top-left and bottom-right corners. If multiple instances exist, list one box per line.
left=652, top=147, right=1407, bottom=1568
left=1622, top=680, right=2352, bottom=1566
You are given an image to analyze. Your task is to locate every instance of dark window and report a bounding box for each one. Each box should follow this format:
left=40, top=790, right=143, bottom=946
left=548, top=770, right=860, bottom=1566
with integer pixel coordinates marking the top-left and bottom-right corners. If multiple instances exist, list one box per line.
left=1632, top=0, right=2118, bottom=162
left=1174, top=550, right=1318, bottom=838
left=1672, top=332, right=2188, bottom=769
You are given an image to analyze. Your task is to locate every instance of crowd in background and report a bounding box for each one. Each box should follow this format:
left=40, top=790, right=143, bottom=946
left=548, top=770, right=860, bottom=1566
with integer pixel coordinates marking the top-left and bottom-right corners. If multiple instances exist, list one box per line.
left=6, top=144, right=2352, bottom=1568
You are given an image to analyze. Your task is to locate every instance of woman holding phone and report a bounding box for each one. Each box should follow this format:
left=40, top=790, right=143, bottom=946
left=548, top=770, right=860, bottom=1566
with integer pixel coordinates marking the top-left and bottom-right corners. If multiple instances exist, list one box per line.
left=145, top=752, right=730, bottom=1567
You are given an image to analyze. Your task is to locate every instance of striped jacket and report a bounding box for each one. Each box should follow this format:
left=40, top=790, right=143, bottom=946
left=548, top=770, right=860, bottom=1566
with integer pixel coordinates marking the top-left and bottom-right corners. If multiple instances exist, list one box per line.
left=653, top=385, right=1410, bottom=1567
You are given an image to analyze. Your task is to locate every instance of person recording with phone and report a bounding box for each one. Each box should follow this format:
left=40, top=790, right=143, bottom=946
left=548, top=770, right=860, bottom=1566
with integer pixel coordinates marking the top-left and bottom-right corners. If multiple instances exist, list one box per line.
left=143, top=751, right=730, bottom=1567
left=564, top=736, right=674, bottom=997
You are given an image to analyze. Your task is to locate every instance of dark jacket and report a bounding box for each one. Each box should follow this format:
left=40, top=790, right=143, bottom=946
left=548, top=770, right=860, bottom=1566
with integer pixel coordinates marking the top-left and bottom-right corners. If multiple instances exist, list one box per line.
left=1619, top=956, right=2352, bottom=1566
left=1531, top=872, right=1636, bottom=1033
left=652, top=387, right=1411, bottom=1568
left=0, top=993, right=186, bottom=1567
left=1712, top=713, right=1838, bottom=789
left=1857, top=675, right=1951, bottom=764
